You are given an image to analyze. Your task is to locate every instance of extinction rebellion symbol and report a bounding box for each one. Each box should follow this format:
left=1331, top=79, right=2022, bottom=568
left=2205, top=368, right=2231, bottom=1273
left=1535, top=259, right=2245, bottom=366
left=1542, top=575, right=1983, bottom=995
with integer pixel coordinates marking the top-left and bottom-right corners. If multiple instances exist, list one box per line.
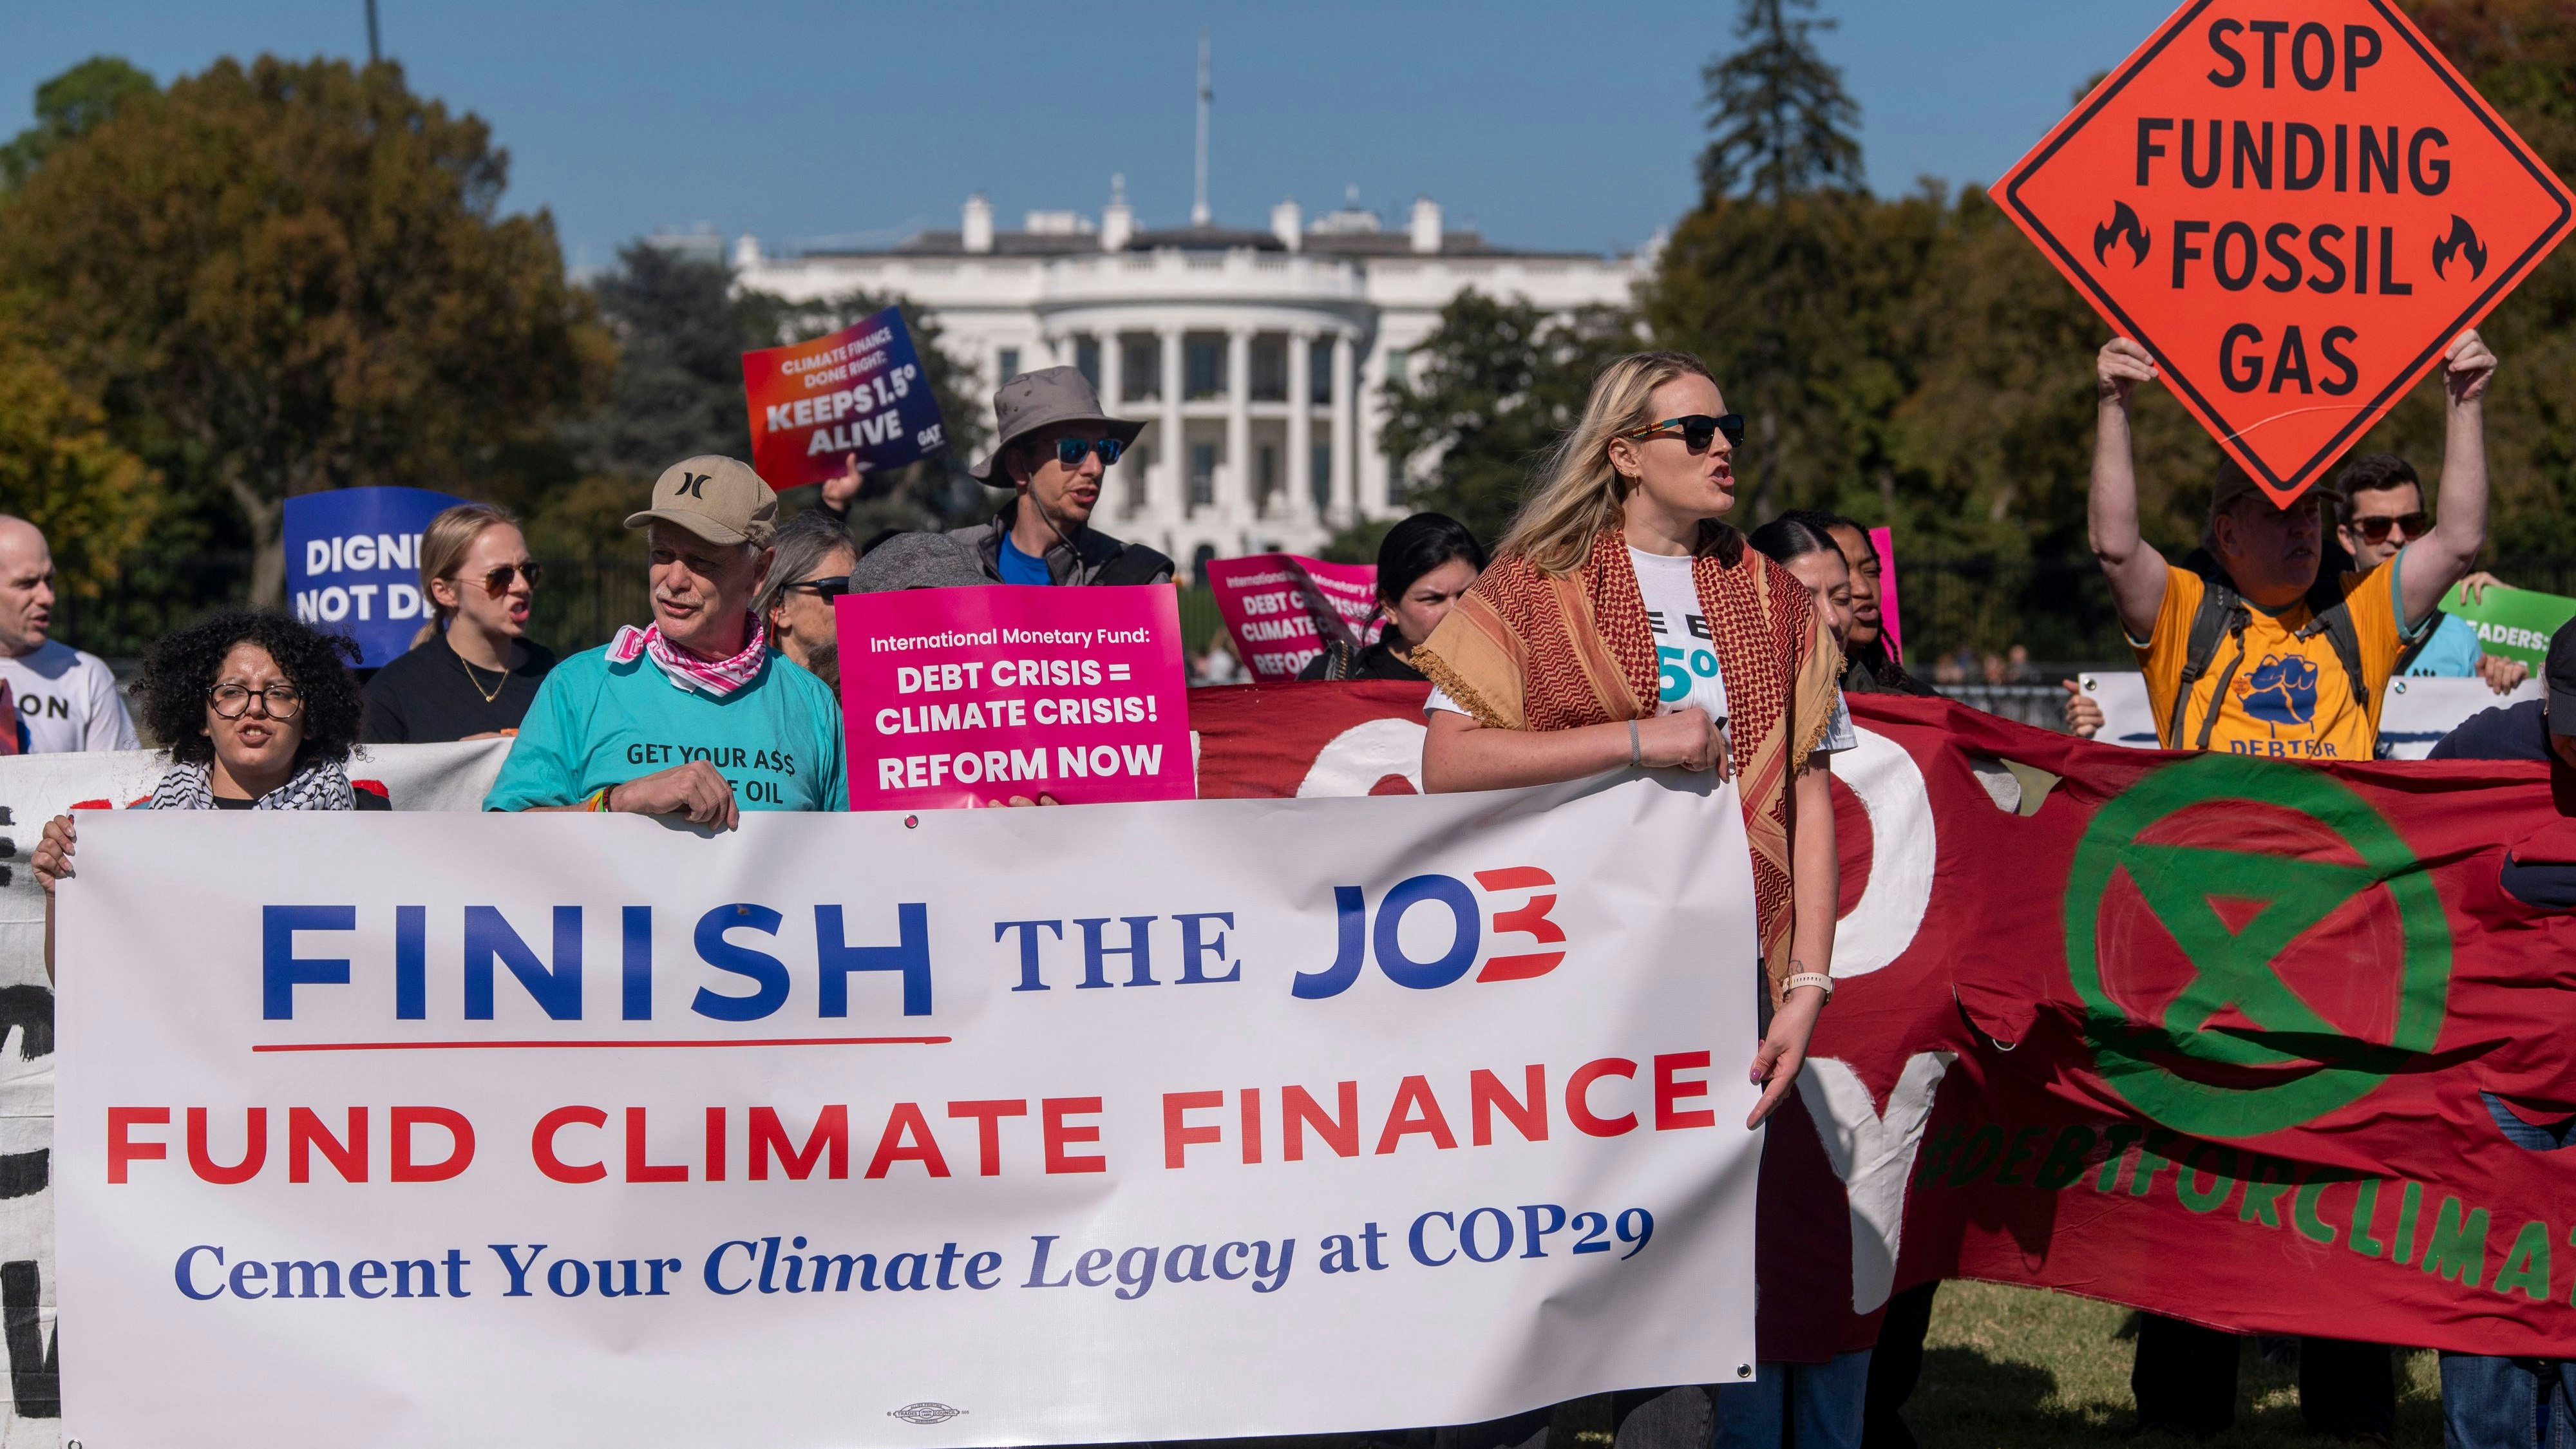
left=2063, top=754, right=2451, bottom=1138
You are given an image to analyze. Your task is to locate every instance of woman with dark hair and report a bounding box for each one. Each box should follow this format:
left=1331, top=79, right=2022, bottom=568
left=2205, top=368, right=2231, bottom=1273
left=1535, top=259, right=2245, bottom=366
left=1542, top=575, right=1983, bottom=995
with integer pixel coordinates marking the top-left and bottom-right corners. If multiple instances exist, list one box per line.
left=31, top=610, right=383, bottom=974
left=1747, top=514, right=1855, bottom=649
left=1785, top=510, right=1934, bottom=697
left=1298, top=512, right=1487, bottom=682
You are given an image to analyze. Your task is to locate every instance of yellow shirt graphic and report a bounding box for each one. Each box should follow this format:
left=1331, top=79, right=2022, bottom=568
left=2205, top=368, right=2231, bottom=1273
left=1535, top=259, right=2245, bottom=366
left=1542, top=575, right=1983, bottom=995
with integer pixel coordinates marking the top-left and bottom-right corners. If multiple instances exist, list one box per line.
left=2132, top=560, right=2408, bottom=759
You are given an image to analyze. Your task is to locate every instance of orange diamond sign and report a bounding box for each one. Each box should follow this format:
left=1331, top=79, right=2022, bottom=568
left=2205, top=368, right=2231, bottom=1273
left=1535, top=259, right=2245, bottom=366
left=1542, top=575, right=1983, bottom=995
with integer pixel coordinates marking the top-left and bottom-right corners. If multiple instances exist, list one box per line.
left=1999, top=0, right=2573, bottom=505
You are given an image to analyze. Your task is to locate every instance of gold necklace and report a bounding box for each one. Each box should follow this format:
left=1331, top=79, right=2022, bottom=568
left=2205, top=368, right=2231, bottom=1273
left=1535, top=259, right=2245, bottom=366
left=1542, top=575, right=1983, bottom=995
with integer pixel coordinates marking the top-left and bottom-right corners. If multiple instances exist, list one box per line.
left=457, top=649, right=507, bottom=705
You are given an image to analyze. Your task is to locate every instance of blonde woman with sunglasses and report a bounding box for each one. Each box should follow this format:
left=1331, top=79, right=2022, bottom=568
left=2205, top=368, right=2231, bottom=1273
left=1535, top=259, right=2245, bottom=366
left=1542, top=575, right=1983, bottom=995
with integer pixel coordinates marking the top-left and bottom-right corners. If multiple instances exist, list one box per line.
left=1414, top=349, right=1863, bottom=1447
left=362, top=504, right=557, bottom=742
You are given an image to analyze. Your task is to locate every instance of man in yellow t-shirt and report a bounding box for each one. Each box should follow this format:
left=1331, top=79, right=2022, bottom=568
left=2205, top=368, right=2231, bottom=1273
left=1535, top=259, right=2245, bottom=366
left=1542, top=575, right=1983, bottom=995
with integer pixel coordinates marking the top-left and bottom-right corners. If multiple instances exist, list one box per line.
left=2130, top=478, right=2403, bottom=761
left=2091, top=330, right=2499, bottom=761
left=2083, top=327, right=2497, bottom=1443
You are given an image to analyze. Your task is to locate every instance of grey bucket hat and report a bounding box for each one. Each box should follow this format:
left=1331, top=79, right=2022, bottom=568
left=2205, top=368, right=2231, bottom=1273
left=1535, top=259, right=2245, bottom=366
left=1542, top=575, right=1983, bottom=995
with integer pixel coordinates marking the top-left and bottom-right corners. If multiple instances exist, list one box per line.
left=974, top=365, right=1146, bottom=486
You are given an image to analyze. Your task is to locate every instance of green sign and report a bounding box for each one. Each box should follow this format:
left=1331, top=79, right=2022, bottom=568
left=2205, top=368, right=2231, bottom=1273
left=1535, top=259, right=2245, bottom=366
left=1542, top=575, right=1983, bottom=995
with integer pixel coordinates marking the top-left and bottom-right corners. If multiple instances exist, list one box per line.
left=2065, top=755, right=2451, bottom=1139
left=2438, top=582, right=2576, bottom=668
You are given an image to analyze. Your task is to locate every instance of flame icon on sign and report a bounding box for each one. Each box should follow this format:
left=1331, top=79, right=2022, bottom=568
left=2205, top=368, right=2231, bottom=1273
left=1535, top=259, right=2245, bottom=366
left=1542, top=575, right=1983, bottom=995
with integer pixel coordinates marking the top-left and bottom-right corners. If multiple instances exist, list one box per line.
left=2093, top=200, right=2150, bottom=267
left=2432, top=215, right=2489, bottom=281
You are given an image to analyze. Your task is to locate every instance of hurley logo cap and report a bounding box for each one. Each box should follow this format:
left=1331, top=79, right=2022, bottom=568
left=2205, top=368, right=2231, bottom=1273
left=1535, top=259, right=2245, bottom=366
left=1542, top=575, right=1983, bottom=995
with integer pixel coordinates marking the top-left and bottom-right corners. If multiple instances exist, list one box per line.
left=627, top=455, right=779, bottom=547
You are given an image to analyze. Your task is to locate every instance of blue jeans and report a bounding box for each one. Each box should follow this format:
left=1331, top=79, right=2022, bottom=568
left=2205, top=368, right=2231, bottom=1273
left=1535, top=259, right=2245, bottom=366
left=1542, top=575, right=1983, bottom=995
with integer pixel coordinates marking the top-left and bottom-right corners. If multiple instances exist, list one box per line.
left=2442, top=1352, right=2576, bottom=1449
left=1710, top=1350, right=1871, bottom=1449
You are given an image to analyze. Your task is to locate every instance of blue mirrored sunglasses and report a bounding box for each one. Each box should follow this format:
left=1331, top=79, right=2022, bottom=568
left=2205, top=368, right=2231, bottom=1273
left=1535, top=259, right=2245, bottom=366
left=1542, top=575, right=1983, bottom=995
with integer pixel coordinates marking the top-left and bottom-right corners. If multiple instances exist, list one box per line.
left=1054, top=437, right=1126, bottom=468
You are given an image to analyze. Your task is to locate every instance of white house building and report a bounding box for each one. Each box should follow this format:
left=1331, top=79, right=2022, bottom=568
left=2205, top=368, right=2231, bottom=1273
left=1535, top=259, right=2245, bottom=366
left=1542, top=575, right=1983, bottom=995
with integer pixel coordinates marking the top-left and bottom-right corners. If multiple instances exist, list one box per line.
left=734, top=185, right=1649, bottom=572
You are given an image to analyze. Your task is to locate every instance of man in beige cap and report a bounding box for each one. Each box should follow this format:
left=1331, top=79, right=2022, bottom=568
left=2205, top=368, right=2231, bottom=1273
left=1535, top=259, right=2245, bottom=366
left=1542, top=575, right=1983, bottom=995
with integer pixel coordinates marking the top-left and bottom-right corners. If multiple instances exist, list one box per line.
left=950, top=366, right=1173, bottom=586
left=484, top=455, right=848, bottom=822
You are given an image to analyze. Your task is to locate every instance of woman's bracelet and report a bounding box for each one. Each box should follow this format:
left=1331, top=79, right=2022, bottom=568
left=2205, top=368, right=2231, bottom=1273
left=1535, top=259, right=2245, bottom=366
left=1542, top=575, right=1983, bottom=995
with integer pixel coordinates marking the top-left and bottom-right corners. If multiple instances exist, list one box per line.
left=587, top=786, right=614, bottom=813
left=1786, top=971, right=1834, bottom=1003
left=1628, top=719, right=1642, bottom=768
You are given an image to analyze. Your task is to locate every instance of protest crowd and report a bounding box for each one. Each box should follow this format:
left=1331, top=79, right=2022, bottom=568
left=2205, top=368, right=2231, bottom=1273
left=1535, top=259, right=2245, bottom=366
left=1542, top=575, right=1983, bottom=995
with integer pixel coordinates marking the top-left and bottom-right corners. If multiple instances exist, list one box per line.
left=25, top=5, right=2576, bottom=1433
left=6, top=294, right=2571, bottom=1449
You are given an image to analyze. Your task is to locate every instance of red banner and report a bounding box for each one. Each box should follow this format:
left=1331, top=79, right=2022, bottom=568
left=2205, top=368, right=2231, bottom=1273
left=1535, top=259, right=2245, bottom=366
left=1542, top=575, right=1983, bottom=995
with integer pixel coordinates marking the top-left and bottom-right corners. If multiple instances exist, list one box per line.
left=1188, top=682, right=2576, bottom=1355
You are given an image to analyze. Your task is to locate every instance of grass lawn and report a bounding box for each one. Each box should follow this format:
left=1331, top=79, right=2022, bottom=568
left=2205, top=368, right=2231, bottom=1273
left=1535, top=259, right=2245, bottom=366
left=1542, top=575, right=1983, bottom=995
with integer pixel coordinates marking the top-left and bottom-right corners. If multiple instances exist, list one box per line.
left=1904, top=1280, right=2443, bottom=1448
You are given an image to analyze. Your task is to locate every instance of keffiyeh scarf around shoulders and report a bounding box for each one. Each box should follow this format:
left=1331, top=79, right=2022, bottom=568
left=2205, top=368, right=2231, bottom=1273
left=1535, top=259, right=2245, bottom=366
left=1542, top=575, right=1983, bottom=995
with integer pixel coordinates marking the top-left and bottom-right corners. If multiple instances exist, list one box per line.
left=147, top=758, right=355, bottom=811
left=1412, top=524, right=1842, bottom=1003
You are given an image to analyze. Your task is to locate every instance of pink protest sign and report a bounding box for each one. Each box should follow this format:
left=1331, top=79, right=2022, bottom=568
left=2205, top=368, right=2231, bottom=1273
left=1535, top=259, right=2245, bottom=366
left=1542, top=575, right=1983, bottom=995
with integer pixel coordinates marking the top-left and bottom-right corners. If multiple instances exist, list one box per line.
left=1867, top=525, right=1904, bottom=664
left=836, top=587, right=1193, bottom=810
left=1203, top=554, right=1381, bottom=681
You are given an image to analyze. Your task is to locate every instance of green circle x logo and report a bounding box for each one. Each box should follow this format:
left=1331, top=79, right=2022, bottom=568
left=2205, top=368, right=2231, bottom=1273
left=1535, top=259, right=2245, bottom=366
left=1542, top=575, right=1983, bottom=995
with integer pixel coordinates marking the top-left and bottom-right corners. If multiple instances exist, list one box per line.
left=2064, top=754, right=2452, bottom=1139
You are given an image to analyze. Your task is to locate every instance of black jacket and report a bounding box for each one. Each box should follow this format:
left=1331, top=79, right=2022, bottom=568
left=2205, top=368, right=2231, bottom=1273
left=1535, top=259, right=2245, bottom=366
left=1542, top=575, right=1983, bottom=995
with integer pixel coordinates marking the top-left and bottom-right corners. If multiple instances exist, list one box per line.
left=945, top=502, right=1175, bottom=586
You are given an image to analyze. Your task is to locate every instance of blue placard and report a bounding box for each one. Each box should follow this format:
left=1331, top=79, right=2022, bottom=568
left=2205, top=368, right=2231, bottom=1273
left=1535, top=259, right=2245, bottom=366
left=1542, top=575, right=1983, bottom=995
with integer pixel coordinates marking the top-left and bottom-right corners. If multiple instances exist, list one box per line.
left=285, top=487, right=469, bottom=668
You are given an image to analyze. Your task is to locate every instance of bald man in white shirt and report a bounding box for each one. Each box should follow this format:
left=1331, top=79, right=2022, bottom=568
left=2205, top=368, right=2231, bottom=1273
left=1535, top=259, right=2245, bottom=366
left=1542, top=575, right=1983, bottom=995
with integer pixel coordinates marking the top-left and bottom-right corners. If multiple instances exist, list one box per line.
left=0, top=517, right=138, bottom=753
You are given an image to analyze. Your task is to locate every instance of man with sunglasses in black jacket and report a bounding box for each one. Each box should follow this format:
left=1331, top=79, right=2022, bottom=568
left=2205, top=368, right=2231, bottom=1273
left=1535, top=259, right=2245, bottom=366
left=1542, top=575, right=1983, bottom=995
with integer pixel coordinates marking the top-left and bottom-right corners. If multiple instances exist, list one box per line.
left=946, top=366, right=1175, bottom=588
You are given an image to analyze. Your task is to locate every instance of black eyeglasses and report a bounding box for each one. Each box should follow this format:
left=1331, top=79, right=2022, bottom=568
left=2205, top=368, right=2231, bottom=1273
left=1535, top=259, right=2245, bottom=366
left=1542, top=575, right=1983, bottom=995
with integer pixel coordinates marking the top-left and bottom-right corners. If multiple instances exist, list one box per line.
left=474, top=562, right=543, bottom=596
left=2347, top=511, right=2430, bottom=545
left=779, top=575, right=851, bottom=600
left=1054, top=437, right=1126, bottom=468
left=1629, top=414, right=1747, bottom=454
left=209, top=684, right=303, bottom=720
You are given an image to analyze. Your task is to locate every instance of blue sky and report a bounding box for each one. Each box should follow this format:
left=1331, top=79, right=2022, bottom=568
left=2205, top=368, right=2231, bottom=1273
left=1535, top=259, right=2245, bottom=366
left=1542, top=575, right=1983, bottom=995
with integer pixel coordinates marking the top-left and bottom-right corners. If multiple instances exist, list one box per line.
left=7, top=1, right=2176, bottom=267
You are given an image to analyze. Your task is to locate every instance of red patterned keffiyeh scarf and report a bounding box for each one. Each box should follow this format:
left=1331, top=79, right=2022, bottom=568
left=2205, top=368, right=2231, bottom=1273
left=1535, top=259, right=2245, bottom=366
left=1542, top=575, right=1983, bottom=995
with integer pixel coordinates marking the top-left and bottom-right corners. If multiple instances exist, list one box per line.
left=609, top=616, right=770, bottom=699
left=1414, top=525, right=1842, bottom=1003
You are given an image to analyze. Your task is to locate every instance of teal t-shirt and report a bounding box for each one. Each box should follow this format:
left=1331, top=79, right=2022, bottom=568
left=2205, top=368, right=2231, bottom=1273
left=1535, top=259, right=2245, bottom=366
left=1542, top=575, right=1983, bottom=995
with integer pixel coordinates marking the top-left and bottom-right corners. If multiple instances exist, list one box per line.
left=484, top=645, right=848, bottom=812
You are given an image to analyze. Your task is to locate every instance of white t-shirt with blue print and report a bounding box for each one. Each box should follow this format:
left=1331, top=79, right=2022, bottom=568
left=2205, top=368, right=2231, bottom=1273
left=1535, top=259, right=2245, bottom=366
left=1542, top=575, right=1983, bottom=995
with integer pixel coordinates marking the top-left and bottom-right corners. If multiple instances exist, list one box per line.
left=1631, top=547, right=1856, bottom=755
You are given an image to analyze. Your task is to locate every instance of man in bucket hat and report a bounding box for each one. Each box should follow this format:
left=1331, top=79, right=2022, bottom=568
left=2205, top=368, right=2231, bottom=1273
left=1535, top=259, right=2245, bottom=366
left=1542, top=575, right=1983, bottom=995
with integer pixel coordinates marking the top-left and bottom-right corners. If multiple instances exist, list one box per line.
left=485, top=455, right=848, bottom=824
left=949, top=366, right=1174, bottom=587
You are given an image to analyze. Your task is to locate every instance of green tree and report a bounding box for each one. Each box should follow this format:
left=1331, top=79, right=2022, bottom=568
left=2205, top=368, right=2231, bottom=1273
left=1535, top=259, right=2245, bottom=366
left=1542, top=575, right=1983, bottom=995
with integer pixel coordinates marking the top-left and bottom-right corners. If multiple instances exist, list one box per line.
left=1373, top=290, right=1639, bottom=546
left=0, top=55, right=614, bottom=605
left=0, top=56, right=155, bottom=192
left=1658, top=0, right=1882, bottom=524
left=0, top=313, right=155, bottom=598
left=1699, top=0, right=1863, bottom=202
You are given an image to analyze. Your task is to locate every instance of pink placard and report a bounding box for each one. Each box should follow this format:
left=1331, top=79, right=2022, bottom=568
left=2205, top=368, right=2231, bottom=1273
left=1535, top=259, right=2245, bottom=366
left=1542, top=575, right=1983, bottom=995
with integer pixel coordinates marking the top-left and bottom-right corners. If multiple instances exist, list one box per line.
left=836, top=587, right=1193, bottom=810
left=1866, top=526, right=1904, bottom=663
left=1204, top=554, right=1381, bottom=681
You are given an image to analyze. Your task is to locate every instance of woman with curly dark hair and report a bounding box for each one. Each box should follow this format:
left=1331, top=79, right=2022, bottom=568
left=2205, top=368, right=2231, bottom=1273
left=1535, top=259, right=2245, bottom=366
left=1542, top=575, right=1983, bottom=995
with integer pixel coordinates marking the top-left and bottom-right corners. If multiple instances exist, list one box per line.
left=31, top=611, right=382, bottom=975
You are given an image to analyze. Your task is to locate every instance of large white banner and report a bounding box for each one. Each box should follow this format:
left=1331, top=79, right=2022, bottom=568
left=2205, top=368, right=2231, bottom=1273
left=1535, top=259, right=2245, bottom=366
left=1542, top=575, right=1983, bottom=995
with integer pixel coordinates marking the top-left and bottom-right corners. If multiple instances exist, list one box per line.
left=55, top=773, right=1761, bottom=1446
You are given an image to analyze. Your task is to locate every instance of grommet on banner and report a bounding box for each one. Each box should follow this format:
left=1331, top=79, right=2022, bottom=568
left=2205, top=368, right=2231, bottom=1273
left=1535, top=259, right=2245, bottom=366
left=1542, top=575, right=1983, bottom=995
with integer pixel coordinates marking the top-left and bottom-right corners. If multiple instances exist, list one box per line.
left=1735, top=1364, right=1753, bottom=1379
left=904, top=815, right=919, bottom=829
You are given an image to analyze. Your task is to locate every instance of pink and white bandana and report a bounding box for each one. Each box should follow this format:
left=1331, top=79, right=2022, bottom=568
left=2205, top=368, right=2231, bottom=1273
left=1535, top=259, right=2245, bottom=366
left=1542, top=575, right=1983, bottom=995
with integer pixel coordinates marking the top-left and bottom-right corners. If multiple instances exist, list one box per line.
left=608, top=616, right=769, bottom=698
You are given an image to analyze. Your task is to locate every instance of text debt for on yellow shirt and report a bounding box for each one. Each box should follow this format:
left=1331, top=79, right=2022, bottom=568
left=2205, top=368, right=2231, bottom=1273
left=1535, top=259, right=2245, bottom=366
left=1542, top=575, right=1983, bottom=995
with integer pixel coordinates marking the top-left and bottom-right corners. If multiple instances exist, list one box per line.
left=2132, top=560, right=2408, bottom=760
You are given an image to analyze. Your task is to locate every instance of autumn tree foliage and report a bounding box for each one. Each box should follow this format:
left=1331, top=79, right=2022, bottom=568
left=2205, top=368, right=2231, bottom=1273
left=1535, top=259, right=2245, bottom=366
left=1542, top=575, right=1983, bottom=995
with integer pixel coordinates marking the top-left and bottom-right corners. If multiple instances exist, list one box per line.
left=0, top=56, right=612, bottom=604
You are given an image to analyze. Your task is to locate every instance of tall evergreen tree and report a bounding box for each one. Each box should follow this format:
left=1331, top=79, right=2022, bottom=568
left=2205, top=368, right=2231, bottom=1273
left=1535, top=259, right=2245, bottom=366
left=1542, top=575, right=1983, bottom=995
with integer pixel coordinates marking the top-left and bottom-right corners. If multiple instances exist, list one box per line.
left=1698, top=0, right=1863, bottom=202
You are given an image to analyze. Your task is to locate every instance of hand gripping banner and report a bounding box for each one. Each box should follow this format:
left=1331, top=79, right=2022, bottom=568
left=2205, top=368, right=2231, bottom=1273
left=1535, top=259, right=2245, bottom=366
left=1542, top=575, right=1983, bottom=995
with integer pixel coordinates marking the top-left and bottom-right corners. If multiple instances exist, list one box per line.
left=54, top=778, right=1762, bottom=1447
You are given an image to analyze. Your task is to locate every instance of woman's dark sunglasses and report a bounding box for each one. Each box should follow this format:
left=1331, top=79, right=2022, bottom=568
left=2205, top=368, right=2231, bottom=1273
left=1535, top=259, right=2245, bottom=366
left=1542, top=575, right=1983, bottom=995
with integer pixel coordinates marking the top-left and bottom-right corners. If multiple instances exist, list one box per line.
left=2347, top=511, right=2430, bottom=544
left=1630, top=414, right=1747, bottom=454
left=1054, top=437, right=1126, bottom=467
left=780, top=575, right=851, bottom=600
left=477, top=563, right=543, bottom=595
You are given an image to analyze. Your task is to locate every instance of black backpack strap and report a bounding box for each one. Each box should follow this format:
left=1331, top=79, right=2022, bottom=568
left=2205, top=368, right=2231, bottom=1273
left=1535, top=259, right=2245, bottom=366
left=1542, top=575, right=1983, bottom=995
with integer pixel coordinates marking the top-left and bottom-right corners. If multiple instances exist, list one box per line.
left=2295, top=572, right=2372, bottom=710
left=2168, top=577, right=2249, bottom=749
